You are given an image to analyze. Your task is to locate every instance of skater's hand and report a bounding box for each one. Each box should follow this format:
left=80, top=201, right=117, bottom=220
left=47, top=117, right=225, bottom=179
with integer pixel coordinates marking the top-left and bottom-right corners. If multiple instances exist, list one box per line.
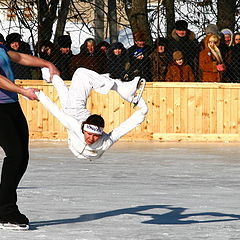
left=48, top=64, right=60, bottom=81
left=22, top=88, right=40, bottom=101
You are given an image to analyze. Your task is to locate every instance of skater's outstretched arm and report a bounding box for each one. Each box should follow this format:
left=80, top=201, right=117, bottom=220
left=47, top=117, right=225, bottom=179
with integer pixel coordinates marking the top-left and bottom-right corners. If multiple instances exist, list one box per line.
left=36, top=91, right=80, bottom=132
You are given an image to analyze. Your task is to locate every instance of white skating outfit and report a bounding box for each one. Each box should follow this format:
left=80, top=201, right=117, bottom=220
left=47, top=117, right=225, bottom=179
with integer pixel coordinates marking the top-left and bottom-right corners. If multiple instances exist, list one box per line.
left=37, top=68, right=148, bottom=160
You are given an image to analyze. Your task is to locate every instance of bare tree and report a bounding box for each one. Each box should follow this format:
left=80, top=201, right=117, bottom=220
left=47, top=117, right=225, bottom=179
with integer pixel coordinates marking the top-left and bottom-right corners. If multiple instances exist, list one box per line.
left=108, top=0, right=118, bottom=43
left=94, top=0, right=105, bottom=42
left=124, top=0, right=153, bottom=45
left=54, top=0, right=71, bottom=41
left=217, top=0, right=236, bottom=31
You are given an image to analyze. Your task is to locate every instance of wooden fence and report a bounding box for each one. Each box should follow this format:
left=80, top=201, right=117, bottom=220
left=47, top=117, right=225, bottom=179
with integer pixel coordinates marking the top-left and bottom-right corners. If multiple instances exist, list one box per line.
left=16, top=80, right=240, bottom=142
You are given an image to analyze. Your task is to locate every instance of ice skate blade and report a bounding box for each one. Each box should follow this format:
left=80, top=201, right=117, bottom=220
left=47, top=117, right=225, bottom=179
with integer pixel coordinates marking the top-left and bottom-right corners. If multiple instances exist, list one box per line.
left=0, top=222, right=29, bottom=231
left=132, top=78, right=146, bottom=108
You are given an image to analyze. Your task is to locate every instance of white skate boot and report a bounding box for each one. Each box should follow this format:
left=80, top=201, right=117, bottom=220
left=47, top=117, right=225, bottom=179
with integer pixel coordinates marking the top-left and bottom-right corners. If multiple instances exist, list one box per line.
left=116, top=76, right=146, bottom=108
left=132, top=78, right=146, bottom=108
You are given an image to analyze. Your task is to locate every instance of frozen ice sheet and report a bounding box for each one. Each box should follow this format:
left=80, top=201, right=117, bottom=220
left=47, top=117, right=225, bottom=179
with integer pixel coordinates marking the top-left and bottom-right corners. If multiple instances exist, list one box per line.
left=0, top=141, right=240, bottom=239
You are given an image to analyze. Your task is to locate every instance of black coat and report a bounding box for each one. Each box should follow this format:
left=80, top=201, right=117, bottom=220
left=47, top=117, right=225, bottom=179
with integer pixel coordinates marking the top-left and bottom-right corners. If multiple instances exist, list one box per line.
left=127, top=44, right=153, bottom=81
left=106, top=43, right=128, bottom=79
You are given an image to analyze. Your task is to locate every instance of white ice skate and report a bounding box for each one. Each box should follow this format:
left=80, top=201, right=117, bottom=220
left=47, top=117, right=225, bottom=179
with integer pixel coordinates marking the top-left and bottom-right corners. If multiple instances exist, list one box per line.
left=132, top=78, right=146, bottom=108
left=0, top=222, right=29, bottom=231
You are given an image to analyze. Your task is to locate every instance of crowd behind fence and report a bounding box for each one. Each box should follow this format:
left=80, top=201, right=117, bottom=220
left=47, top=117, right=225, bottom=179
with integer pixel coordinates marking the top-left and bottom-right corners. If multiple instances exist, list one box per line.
left=1, top=20, right=240, bottom=84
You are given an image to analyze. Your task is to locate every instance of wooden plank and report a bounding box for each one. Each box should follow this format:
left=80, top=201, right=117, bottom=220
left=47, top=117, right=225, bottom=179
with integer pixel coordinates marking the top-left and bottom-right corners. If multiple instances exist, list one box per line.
left=202, top=88, right=210, bottom=134
left=209, top=88, right=217, bottom=134
left=187, top=88, right=195, bottom=133
left=217, top=88, right=224, bottom=134
left=166, top=87, right=174, bottom=133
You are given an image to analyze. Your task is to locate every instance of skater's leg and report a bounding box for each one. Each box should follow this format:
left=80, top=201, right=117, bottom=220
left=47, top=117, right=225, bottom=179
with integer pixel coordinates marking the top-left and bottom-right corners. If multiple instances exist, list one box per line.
left=67, top=68, right=115, bottom=121
left=41, top=68, right=69, bottom=109
left=111, top=76, right=141, bottom=102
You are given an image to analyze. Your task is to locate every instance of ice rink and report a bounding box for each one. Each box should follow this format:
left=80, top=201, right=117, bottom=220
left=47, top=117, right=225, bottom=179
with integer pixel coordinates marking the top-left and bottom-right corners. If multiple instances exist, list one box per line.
left=1, top=141, right=240, bottom=239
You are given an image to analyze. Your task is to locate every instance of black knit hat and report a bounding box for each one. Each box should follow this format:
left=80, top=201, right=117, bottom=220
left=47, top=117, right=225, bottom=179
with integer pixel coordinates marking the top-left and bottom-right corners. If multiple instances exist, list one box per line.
left=154, top=37, right=167, bottom=47
left=57, top=35, right=72, bottom=48
left=6, top=33, right=21, bottom=44
left=175, top=20, right=188, bottom=31
left=0, top=33, right=5, bottom=43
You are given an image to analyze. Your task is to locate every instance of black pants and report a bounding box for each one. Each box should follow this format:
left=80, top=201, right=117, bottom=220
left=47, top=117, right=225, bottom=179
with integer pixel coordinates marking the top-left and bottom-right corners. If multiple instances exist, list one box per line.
left=0, top=102, right=29, bottom=217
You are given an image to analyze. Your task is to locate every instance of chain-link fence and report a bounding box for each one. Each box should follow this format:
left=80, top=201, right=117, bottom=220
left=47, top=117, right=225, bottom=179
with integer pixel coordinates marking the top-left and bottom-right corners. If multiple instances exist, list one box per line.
left=3, top=27, right=240, bottom=83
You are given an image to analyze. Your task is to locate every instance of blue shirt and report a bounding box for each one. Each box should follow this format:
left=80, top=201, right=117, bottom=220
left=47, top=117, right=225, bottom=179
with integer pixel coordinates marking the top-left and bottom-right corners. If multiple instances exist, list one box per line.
left=0, top=44, right=18, bottom=103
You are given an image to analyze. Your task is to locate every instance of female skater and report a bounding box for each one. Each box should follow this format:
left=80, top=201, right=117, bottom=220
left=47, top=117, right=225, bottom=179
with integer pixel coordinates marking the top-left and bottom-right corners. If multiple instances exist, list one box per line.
left=36, top=67, right=148, bottom=160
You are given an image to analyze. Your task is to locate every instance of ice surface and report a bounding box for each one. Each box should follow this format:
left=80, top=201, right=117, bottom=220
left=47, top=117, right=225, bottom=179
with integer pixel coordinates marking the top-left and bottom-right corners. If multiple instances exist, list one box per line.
left=1, top=141, right=240, bottom=240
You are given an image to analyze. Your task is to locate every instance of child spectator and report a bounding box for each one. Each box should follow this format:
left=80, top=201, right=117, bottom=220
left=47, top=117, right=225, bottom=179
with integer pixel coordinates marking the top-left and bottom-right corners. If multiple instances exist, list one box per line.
left=199, top=34, right=225, bottom=82
left=150, top=37, right=169, bottom=81
left=165, top=50, right=194, bottom=82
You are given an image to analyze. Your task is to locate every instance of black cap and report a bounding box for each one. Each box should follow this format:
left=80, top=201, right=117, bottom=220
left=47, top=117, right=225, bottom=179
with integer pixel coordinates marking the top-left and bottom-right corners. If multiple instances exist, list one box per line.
left=175, top=20, right=188, bottom=31
left=57, top=35, right=72, bottom=48
left=0, top=33, right=5, bottom=43
left=6, top=33, right=21, bottom=44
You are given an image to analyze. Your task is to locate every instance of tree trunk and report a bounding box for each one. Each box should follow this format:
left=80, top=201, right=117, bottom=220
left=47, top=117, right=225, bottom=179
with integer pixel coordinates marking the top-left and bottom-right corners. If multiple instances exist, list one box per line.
left=164, top=0, right=175, bottom=37
left=54, top=0, right=71, bottom=41
left=37, top=0, right=58, bottom=43
left=108, top=0, right=118, bottom=43
left=217, top=0, right=236, bottom=31
left=125, top=0, right=153, bottom=46
left=94, top=0, right=105, bottom=43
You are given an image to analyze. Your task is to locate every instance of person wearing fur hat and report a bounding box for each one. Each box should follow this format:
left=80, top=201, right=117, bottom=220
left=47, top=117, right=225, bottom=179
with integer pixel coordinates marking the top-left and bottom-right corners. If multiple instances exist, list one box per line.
left=150, top=37, right=169, bottom=81
left=127, top=30, right=153, bottom=81
left=53, top=35, right=73, bottom=80
left=106, top=42, right=129, bottom=80
left=166, top=20, right=199, bottom=79
left=165, top=50, right=194, bottom=82
left=199, top=34, right=225, bottom=82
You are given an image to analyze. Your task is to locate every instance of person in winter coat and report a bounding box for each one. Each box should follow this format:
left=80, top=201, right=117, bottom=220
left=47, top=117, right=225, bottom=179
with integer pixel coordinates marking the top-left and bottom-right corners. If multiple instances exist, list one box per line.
left=227, top=33, right=240, bottom=82
left=167, top=20, right=199, bottom=78
left=70, top=38, right=107, bottom=76
left=106, top=42, right=129, bottom=80
left=165, top=50, right=194, bottom=82
left=6, top=33, right=33, bottom=79
left=128, top=31, right=153, bottom=81
left=53, top=35, right=74, bottom=80
left=199, top=34, right=225, bottom=82
left=38, top=67, right=148, bottom=160
left=150, top=37, right=169, bottom=81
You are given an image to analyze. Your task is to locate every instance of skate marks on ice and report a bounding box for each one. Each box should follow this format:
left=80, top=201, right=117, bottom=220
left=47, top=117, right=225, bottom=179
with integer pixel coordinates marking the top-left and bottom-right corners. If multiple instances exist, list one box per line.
left=30, top=204, right=240, bottom=230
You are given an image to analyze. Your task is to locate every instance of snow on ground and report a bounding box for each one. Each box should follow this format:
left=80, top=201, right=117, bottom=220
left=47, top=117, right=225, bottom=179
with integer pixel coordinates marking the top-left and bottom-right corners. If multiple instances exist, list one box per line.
left=1, top=141, right=240, bottom=239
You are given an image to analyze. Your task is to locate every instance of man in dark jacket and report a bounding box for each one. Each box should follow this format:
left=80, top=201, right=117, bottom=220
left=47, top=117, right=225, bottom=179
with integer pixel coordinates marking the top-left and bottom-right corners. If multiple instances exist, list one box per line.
left=128, top=31, right=153, bottom=82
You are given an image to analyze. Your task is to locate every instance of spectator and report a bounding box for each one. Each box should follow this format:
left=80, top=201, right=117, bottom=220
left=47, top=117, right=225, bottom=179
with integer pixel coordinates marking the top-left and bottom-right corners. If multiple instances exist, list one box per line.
left=128, top=31, right=153, bottom=81
left=6, top=33, right=32, bottom=79
left=106, top=42, right=129, bottom=80
left=165, top=50, right=194, bottom=82
left=233, top=32, right=240, bottom=46
left=97, top=41, right=110, bottom=54
left=205, top=24, right=219, bottom=36
left=53, top=35, right=73, bottom=80
left=0, top=34, right=5, bottom=44
left=227, top=32, right=240, bottom=82
left=38, top=40, right=57, bottom=62
left=167, top=20, right=199, bottom=78
left=150, top=37, right=169, bottom=81
left=70, top=38, right=107, bottom=75
left=219, top=29, right=234, bottom=82
left=199, top=34, right=225, bottom=82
